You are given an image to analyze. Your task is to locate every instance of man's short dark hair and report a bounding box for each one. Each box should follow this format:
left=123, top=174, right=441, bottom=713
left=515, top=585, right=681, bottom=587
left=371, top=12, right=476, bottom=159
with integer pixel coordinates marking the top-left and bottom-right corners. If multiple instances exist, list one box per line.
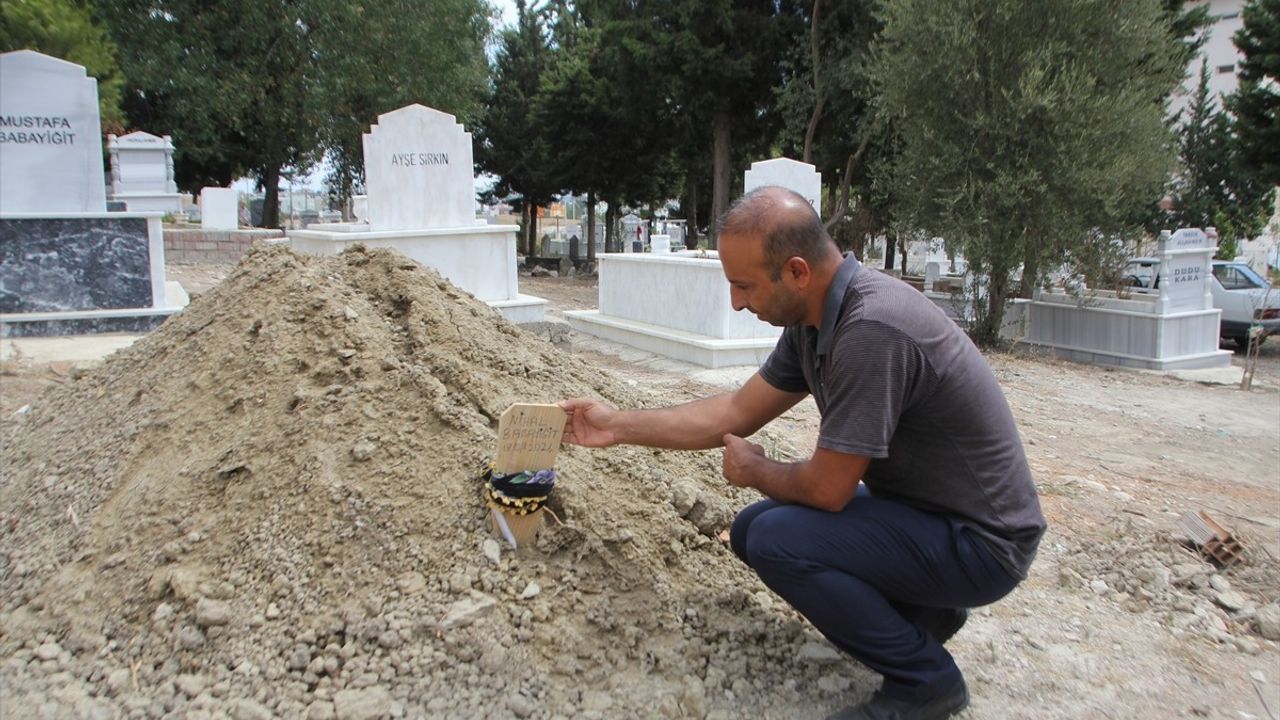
left=720, top=186, right=834, bottom=280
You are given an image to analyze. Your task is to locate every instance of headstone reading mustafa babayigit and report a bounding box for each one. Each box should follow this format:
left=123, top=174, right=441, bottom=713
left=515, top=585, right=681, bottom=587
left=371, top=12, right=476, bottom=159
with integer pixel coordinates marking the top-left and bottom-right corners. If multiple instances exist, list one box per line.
left=0, top=50, right=107, bottom=213
left=0, top=50, right=186, bottom=336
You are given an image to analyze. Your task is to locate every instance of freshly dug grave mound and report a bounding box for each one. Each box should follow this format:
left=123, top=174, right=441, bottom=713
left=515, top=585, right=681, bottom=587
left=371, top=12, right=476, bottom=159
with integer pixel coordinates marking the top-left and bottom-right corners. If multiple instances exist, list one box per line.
left=0, top=245, right=865, bottom=718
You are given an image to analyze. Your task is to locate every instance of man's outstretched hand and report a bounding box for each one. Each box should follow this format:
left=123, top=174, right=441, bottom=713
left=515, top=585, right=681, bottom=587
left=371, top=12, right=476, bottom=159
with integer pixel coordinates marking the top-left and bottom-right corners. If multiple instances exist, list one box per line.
left=558, top=398, right=620, bottom=448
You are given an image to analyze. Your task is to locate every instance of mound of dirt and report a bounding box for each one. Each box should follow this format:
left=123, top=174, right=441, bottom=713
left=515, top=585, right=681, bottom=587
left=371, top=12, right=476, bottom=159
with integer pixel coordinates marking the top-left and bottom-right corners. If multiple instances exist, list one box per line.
left=0, top=245, right=860, bottom=718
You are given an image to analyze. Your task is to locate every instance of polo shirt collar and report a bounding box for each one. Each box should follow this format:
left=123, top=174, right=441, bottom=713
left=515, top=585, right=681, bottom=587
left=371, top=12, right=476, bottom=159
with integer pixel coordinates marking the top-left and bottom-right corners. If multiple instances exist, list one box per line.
left=816, top=253, right=862, bottom=357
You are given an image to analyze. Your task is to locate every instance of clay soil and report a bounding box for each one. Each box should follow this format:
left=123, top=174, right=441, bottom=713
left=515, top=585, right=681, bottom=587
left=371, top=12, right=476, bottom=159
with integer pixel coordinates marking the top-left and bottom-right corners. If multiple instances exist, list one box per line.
left=0, top=252, right=1277, bottom=720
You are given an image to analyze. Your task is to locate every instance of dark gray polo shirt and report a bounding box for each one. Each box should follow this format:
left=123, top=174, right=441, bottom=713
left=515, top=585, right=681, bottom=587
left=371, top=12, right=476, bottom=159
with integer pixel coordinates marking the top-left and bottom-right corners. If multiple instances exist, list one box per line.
left=759, top=255, right=1045, bottom=578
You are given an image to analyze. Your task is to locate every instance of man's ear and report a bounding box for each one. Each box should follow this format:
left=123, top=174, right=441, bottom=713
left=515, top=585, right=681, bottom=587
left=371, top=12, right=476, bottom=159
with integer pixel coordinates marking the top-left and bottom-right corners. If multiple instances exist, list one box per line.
left=784, top=256, right=811, bottom=285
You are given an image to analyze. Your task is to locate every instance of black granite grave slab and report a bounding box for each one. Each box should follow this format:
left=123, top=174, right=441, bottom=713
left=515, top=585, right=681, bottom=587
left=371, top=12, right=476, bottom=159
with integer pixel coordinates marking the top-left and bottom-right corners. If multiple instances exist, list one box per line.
left=1, top=313, right=172, bottom=338
left=0, top=217, right=154, bottom=313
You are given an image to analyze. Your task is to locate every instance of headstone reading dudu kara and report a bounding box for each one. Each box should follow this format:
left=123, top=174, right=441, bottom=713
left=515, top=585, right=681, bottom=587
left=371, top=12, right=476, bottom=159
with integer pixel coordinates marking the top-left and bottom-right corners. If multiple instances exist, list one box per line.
left=288, top=104, right=545, bottom=323
left=0, top=50, right=186, bottom=337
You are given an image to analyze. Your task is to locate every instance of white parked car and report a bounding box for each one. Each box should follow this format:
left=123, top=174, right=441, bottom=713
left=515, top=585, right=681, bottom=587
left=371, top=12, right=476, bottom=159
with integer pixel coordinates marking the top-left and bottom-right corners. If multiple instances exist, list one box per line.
left=1124, top=258, right=1280, bottom=347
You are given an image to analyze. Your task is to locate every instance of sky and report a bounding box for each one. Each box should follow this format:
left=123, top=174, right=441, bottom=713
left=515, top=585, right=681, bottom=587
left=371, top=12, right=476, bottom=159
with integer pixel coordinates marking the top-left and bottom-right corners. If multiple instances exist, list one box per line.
left=492, top=0, right=520, bottom=30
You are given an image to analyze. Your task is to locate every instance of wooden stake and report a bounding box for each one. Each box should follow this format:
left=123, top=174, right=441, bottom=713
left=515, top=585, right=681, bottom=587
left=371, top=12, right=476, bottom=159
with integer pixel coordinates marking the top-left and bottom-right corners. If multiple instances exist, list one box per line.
left=487, top=403, right=566, bottom=549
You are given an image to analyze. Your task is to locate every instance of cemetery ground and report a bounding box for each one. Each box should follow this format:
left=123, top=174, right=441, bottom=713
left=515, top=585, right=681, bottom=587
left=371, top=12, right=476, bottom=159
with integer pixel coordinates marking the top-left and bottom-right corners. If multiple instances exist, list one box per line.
left=0, top=256, right=1278, bottom=720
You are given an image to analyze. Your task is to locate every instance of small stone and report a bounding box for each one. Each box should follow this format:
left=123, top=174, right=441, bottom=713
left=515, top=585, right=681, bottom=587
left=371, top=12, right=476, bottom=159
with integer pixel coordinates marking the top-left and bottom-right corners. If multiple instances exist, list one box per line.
left=350, top=441, right=376, bottom=462
left=377, top=631, right=402, bottom=650
left=152, top=603, right=175, bottom=623
left=581, top=690, right=613, bottom=713
left=507, top=693, right=536, bottom=719
left=1089, top=579, right=1109, bottom=595
left=1209, top=575, right=1232, bottom=593
left=439, top=593, right=497, bottom=630
left=333, top=687, right=392, bottom=720
left=177, top=625, right=205, bottom=650
left=233, top=698, right=273, bottom=720
left=1256, top=604, right=1280, bottom=640
left=286, top=645, right=312, bottom=671
left=306, top=701, right=336, bottom=720
left=395, top=572, right=426, bottom=596
left=519, top=582, right=541, bottom=600
left=670, top=483, right=697, bottom=516
left=1215, top=590, right=1249, bottom=612
left=265, top=603, right=281, bottom=620
left=482, top=539, right=501, bottom=564
left=167, top=566, right=202, bottom=601
left=796, top=642, right=842, bottom=665
left=174, top=674, right=207, bottom=697
left=105, top=668, right=131, bottom=696
left=35, top=642, right=62, bottom=661
left=344, top=307, right=359, bottom=320
left=194, top=597, right=232, bottom=627
left=816, top=673, right=851, bottom=693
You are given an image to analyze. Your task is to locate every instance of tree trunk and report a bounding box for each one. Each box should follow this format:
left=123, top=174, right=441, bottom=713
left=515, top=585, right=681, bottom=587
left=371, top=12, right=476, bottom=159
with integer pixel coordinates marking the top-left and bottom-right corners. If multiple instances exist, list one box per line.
left=802, top=0, right=823, bottom=164
left=520, top=204, right=531, bottom=257
left=899, top=238, right=908, bottom=272
left=972, top=266, right=1010, bottom=347
left=529, top=205, right=540, bottom=257
left=605, top=201, right=618, bottom=253
left=884, top=232, right=896, bottom=271
left=586, top=190, right=596, bottom=262
left=261, top=165, right=282, bottom=229
left=685, top=163, right=700, bottom=248
left=1019, top=245, right=1039, bottom=298
left=823, top=128, right=872, bottom=230
left=709, top=109, right=732, bottom=249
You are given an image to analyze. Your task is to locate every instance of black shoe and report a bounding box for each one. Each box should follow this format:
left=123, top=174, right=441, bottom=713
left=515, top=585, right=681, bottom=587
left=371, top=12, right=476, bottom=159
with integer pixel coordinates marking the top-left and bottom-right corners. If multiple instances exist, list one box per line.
left=824, top=678, right=969, bottom=720
left=921, top=608, right=969, bottom=645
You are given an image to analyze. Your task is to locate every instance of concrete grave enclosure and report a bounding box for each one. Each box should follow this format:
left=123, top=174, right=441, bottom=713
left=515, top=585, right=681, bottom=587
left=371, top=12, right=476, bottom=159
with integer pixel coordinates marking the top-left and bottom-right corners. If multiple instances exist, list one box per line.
left=287, top=104, right=546, bottom=324
left=564, top=157, right=818, bottom=368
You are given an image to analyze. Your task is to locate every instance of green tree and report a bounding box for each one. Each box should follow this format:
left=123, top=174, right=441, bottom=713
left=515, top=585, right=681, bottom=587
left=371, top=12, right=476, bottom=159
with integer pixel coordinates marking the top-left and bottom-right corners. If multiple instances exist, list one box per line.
left=314, top=0, right=490, bottom=208
left=537, top=0, right=685, bottom=253
left=1226, top=0, right=1280, bottom=187
left=1169, top=61, right=1274, bottom=256
left=646, top=0, right=786, bottom=247
left=476, top=0, right=559, bottom=256
left=100, top=0, right=491, bottom=228
left=775, top=0, right=890, bottom=259
left=99, top=0, right=322, bottom=227
left=0, top=0, right=125, bottom=130
left=873, top=0, right=1183, bottom=345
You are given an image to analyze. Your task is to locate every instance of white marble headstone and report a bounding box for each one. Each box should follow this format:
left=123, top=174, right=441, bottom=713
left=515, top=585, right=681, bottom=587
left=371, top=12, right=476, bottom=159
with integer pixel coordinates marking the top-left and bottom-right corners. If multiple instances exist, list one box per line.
left=0, top=50, right=107, bottom=213
left=362, top=105, right=476, bottom=231
left=108, top=131, right=177, bottom=196
left=744, top=158, right=821, bottom=212
left=1158, top=228, right=1215, bottom=313
left=200, top=187, right=238, bottom=230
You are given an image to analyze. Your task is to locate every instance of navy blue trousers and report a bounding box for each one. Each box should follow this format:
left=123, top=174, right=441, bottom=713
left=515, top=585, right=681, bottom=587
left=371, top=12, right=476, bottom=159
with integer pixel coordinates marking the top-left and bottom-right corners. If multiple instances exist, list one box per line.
left=730, top=489, right=1020, bottom=700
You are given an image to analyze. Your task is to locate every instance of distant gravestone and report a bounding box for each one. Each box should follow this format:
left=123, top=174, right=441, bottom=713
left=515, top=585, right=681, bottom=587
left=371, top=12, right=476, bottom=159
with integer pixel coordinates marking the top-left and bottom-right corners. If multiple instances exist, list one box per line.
left=200, top=188, right=238, bottom=230
left=744, top=158, right=821, bottom=212
left=0, top=50, right=107, bottom=213
left=362, top=105, right=476, bottom=231
left=1158, top=228, right=1215, bottom=313
left=107, top=131, right=181, bottom=212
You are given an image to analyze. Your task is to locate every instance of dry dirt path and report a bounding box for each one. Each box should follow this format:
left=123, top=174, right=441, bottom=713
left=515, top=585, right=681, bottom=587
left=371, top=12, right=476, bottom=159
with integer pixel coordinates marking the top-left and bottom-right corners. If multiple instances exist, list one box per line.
left=521, top=271, right=1280, bottom=720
